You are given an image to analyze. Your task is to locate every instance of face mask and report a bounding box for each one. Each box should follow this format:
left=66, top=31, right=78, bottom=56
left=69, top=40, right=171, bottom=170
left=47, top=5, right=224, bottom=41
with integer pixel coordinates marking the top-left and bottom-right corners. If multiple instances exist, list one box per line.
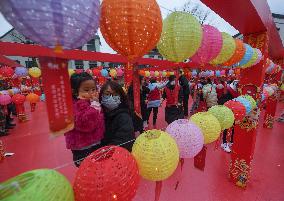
left=170, top=81, right=175, bottom=86
left=101, top=95, right=121, bottom=110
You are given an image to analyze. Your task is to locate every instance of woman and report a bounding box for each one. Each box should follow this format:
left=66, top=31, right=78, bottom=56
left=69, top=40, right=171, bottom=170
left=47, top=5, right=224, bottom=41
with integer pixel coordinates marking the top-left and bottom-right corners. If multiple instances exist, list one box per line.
left=99, top=81, right=135, bottom=151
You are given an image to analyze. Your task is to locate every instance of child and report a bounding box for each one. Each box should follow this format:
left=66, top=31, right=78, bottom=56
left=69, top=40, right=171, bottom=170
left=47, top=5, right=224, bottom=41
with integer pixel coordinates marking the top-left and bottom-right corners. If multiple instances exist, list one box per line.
left=64, top=72, right=105, bottom=167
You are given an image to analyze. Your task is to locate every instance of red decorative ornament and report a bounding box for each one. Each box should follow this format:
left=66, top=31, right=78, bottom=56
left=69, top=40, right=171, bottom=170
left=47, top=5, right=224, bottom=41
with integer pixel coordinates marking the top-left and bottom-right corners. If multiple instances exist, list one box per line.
left=75, top=69, right=84, bottom=74
left=74, top=146, right=140, bottom=201
left=0, top=66, right=14, bottom=78
left=12, top=94, right=26, bottom=104
left=26, top=93, right=40, bottom=103
left=224, top=100, right=246, bottom=121
left=92, top=68, right=101, bottom=77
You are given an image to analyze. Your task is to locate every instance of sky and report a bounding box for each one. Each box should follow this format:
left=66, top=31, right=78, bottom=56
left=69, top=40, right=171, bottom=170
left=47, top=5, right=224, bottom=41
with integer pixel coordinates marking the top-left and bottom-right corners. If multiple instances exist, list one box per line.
left=0, top=0, right=283, bottom=53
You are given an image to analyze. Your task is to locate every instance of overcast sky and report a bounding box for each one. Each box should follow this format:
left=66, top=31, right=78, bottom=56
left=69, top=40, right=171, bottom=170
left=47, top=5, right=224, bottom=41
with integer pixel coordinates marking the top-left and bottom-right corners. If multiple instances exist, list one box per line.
left=0, top=0, right=283, bottom=53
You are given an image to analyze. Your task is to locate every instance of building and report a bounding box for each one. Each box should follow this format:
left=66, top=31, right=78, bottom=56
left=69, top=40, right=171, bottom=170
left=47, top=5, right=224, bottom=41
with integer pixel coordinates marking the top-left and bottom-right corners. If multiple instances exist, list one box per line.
left=272, top=13, right=284, bottom=46
left=0, top=29, right=102, bottom=69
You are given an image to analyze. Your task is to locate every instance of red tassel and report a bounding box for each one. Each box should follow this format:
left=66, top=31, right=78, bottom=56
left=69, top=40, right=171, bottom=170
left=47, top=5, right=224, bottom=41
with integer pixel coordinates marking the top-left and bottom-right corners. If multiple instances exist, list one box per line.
left=180, top=158, right=185, bottom=171
left=194, top=146, right=207, bottom=171
left=154, top=181, right=163, bottom=201
left=175, top=158, right=185, bottom=190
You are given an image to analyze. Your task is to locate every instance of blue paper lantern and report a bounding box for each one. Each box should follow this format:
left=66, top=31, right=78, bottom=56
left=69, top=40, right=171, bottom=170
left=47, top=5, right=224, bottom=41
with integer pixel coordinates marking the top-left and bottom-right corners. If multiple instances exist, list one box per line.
left=234, top=97, right=252, bottom=114
left=15, top=67, right=28, bottom=77
left=216, top=70, right=221, bottom=77
left=101, top=69, right=109, bottom=77
left=235, top=44, right=253, bottom=67
left=40, top=94, right=46, bottom=101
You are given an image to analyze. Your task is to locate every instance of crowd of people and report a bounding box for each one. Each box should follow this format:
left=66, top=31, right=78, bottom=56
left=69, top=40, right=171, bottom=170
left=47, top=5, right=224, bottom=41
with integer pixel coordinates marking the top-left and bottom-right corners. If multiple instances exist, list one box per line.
left=65, top=70, right=244, bottom=167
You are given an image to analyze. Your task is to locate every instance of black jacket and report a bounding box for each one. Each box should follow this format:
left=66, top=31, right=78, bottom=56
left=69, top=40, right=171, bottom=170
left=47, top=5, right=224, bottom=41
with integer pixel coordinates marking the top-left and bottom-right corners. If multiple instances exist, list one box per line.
left=102, top=107, right=135, bottom=151
left=179, top=75, right=190, bottom=95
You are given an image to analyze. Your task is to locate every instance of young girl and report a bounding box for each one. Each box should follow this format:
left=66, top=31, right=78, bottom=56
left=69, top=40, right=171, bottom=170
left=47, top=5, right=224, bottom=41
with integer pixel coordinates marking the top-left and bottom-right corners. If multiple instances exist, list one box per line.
left=65, top=72, right=105, bottom=167
left=99, top=81, right=135, bottom=151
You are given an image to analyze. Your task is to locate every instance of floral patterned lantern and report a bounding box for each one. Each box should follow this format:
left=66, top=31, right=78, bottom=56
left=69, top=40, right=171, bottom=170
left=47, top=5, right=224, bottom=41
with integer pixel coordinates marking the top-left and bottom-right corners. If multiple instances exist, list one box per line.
left=15, top=67, right=28, bottom=77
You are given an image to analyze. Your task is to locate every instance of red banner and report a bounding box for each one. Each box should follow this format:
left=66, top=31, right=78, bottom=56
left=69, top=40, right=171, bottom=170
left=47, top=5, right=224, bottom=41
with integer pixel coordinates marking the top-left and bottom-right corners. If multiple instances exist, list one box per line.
left=39, top=57, right=74, bottom=136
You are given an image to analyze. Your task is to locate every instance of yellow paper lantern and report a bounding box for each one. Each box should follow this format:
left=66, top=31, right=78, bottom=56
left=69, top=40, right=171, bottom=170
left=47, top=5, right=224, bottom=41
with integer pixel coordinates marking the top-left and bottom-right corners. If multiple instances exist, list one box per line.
left=145, top=71, right=150, bottom=77
left=157, top=11, right=202, bottom=62
left=28, top=67, right=41, bottom=78
left=154, top=71, right=160, bottom=77
left=210, top=32, right=236, bottom=65
left=169, top=72, right=175, bottom=76
left=68, top=69, right=75, bottom=76
left=242, top=48, right=258, bottom=68
left=132, top=129, right=179, bottom=181
left=162, top=71, right=167, bottom=77
left=208, top=105, right=235, bottom=130
left=280, top=84, right=284, bottom=91
left=190, top=112, right=221, bottom=144
left=109, top=69, right=117, bottom=77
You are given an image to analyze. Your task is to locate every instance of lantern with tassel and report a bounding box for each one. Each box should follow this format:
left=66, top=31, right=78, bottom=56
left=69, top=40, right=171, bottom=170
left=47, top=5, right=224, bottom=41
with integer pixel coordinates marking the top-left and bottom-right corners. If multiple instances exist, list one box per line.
left=0, top=94, right=12, bottom=106
left=208, top=105, right=235, bottom=130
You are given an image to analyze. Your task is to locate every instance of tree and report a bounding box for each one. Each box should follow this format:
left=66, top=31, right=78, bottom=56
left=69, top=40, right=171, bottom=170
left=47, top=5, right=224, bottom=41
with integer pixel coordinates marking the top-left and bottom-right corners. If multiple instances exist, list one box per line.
left=180, top=0, right=216, bottom=25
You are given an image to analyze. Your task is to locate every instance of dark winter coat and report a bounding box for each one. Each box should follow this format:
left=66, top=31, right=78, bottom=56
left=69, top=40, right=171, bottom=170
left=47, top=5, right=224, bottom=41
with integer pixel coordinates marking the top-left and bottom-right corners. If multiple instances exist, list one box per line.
left=179, top=75, right=190, bottom=95
left=102, top=106, right=135, bottom=151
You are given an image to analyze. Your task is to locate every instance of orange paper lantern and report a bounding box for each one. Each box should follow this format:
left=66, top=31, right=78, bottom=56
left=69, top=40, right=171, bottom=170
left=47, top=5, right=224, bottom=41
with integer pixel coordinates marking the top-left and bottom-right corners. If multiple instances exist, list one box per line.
left=26, top=93, right=40, bottom=103
left=100, top=0, right=162, bottom=61
left=223, top=39, right=246, bottom=67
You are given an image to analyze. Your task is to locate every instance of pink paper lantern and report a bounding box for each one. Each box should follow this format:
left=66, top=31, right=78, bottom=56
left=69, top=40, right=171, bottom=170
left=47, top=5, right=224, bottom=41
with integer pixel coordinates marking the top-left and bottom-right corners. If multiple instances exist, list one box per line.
left=220, top=70, right=226, bottom=76
left=150, top=71, right=155, bottom=77
left=117, top=68, right=124, bottom=77
left=0, top=94, right=12, bottom=105
left=191, top=25, right=223, bottom=64
left=165, top=119, right=204, bottom=158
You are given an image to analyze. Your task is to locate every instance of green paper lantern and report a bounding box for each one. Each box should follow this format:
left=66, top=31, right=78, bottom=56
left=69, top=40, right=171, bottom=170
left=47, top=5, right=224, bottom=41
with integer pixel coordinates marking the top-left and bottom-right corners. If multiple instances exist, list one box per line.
left=210, top=32, right=236, bottom=65
left=157, top=11, right=202, bottom=62
left=242, top=48, right=258, bottom=68
left=208, top=105, right=235, bottom=130
left=0, top=169, right=74, bottom=201
left=241, top=95, right=257, bottom=109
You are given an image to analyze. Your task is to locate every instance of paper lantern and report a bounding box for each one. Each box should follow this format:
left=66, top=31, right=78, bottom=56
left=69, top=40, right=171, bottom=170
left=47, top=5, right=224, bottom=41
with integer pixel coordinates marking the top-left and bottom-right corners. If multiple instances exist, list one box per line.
left=234, top=97, right=252, bottom=115
left=139, top=70, right=145, bottom=76
left=208, top=105, right=235, bottom=130
left=236, top=44, right=253, bottom=67
left=224, top=100, right=246, bottom=121
left=109, top=69, right=117, bottom=77
left=169, top=72, right=175, bottom=76
left=150, top=71, right=155, bottom=77
left=280, top=84, right=284, bottom=91
left=0, top=91, right=9, bottom=95
left=100, top=0, right=162, bottom=61
left=154, top=71, right=160, bottom=77
left=223, top=39, right=245, bottom=67
left=12, top=88, right=20, bottom=94
left=210, top=32, right=236, bottom=65
left=162, top=71, right=167, bottom=77
left=132, top=129, right=179, bottom=181
left=253, top=49, right=262, bottom=65
left=157, top=11, right=202, bottom=62
left=74, top=146, right=140, bottom=201
left=12, top=94, right=26, bottom=105
left=190, top=112, right=221, bottom=144
left=75, top=69, right=84, bottom=74
left=0, top=0, right=100, bottom=49
left=26, top=93, right=40, bottom=103
left=117, top=68, right=124, bottom=77
left=229, top=69, right=234, bottom=75
left=165, top=119, right=204, bottom=158
left=0, top=169, right=74, bottom=201
left=241, top=95, right=257, bottom=109
left=0, top=66, right=14, bottom=78
left=191, top=25, right=222, bottom=64
left=145, top=71, right=150, bottom=77
left=265, top=62, right=275, bottom=74
left=15, top=67, right=28, bottom=77
left=215, top=70, right=221, bottom=77
left=40, top=94, right=46, bottom=101
left=264, top=87, right=274, bottom=96
left=68, top=69, right=75, bottom=77
left=220, top=70, right=226, bottom=76
left=0, top=94, right=12, bottom=105
left=192, top=70, right=197, bottom=77
left=7, top=89, right=14, bottom=96
left=101, top=69, right=109, bottom=77
left=92, top=68, right=100, bottom=77
left=28, top=67, right=41, bottom=78
left=242, top=48, right=258, bottom=68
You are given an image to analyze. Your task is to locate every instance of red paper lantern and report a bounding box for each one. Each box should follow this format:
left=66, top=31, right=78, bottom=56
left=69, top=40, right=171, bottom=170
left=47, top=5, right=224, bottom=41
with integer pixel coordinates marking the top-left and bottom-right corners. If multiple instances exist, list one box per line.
left=74, top=146, right=140, bottom=201
left=224, top=100, right=246, bottom=121
left=26, top=93, right=40, bottom=103
left=139, top=70, right=146, bottom=76
left=75, top=69, right=84, bottom=74
left=0, top=66, right=14, bottom=78
left=12, top=94, right=26, bottom=104
left=92, top=68, right=101, bottom=77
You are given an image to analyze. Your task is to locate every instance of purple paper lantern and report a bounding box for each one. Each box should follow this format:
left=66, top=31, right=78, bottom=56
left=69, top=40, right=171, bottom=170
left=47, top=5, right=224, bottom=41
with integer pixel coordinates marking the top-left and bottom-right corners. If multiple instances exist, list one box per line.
left=0, top=0, right=100, bottom=49
left=15, top=67, right=28, bottom=77
left=165, top=119, right=204, bottom=158
left=0, top=94, right=12, bottom=105
left=192, top=70, right=197, bottom=77
left=191, top=25, right=223, bottom=64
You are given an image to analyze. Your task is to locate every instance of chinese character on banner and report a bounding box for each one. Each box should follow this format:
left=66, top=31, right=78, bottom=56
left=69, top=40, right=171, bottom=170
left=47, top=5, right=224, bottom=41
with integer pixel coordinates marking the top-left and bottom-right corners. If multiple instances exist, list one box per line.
left=39, top=58, right=74, bottom=136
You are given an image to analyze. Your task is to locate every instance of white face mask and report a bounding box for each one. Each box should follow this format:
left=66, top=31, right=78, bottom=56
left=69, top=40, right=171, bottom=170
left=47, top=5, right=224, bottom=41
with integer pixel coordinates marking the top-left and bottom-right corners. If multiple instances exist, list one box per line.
left=170, top=81, right=175, bottom=86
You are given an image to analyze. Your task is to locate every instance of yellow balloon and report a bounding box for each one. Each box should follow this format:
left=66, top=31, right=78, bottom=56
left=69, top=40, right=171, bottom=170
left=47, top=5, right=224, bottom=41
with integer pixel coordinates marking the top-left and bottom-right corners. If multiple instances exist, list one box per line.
left=132, top=129, right=179, bottom=181
left=190, top=112, right=221, bottom=144
left=109, top=69, right=117, bottom=77
left=208, top=105, right=235, bottom=130
left=28, top=67, right=41, bottom=78
left=210, top=32, right=236, bottom=65
left=68, top=69, right=75, bottom=76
